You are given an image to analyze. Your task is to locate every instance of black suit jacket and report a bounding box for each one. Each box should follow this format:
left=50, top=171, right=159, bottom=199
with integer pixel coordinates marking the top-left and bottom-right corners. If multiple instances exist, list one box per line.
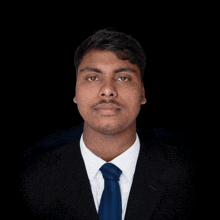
left=21, top=124, right=200, bottom=219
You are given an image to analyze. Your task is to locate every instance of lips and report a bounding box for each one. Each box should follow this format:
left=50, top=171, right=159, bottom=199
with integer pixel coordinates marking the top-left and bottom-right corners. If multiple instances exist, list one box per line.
left=95, top=104, right=121, bottom=110
left=95, top=104, right=121, bottom=115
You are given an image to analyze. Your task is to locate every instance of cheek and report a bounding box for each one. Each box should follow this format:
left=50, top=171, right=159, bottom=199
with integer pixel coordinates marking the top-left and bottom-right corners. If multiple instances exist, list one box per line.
left=124, top=88, right=142, bottom=105
left=129, top=100, right=142, bottom=116
left=121, top=90, right=142, bottom=117
left=75, top=85, right=95, bottom=113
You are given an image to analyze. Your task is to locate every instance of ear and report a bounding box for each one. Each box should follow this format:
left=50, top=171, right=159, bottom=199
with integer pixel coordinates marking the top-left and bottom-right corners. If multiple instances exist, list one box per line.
left=73, top=97, right=77, bottom=104
left=141, top=96, right=147, bottom=105
left=141, top=86, right=147, bottom=105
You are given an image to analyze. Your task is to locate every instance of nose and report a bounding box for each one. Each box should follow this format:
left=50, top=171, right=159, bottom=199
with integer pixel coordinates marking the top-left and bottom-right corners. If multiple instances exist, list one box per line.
left=99, top=80, right=118, bottom=98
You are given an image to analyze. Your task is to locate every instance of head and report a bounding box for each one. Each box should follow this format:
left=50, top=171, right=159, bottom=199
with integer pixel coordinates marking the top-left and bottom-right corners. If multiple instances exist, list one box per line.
left=73, top=29, right=147, bottom=134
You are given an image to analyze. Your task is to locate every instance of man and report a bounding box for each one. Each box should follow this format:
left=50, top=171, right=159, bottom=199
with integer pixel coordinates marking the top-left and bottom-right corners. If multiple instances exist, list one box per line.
left=21, top=29, right=198, bottom=219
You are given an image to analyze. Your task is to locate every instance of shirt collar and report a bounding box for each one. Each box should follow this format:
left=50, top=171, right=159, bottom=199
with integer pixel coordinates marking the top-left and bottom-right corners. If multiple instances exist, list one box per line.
left=80, top=133, right=140, bottom=183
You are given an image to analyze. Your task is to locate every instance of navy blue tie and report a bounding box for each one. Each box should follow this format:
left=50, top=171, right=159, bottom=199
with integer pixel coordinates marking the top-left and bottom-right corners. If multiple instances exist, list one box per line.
left=99, top=163, right=122, bottom=220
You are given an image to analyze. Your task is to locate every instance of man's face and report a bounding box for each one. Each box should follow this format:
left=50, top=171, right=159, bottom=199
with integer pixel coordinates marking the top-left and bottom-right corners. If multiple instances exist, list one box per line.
left=73, top=49, right=147, bottom=134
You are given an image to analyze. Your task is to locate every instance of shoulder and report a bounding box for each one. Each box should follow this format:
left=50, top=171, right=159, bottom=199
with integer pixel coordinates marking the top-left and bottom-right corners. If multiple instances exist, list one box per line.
left=137, top=126, right=194, bottom=147
left=137, top=127, right=199, bottom=218
left=20, top=139, right=85, bottom=219
left=21, top=140, right=81, bottom=181
left=20, top=141, right=82, bottom=210
left=137, top=126, right=196, bottom=158
left=137, top=127, right=197, bottom=182
left=22, top=123, right=83, bottom=166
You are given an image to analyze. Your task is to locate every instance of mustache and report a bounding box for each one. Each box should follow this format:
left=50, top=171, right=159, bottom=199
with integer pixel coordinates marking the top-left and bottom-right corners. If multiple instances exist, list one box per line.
left=93, top=99, right=121, bottom=109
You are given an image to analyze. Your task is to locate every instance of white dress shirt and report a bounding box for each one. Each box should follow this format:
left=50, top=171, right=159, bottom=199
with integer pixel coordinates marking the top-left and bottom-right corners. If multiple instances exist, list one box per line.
left=80, top=133, right=140, bottom=220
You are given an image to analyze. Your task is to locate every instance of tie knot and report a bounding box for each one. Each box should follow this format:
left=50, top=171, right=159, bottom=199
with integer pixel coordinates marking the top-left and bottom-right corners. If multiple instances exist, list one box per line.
left=100, top=163, right=122, bottom=181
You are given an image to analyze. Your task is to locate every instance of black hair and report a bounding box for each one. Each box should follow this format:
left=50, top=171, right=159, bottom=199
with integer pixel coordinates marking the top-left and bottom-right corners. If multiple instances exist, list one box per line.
left=74, top=29, right=146, bottom=83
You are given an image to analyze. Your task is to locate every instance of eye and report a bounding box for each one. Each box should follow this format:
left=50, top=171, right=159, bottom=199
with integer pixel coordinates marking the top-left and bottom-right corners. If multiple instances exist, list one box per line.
left=118, top=76, right=130, bottom=82
left=87, top=76, right=98, bottom=81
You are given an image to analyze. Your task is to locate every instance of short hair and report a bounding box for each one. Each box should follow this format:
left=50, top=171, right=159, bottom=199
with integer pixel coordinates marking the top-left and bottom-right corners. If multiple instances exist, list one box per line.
left=74, top=29, right=146, bottom=84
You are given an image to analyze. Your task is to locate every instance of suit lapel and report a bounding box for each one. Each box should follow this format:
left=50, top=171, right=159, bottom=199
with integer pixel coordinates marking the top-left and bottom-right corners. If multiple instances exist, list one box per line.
left=59, top=141, right=99, bottom=220
left=76, top=156, right=99, bottom=219
left=124, top=139, right=164, bottom=220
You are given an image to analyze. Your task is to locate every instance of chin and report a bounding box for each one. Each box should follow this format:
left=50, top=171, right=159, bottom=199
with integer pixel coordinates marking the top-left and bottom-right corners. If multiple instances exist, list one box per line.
left=90, top=119, right=133, bottom=135
left=96, top=125, right=119, bottom=134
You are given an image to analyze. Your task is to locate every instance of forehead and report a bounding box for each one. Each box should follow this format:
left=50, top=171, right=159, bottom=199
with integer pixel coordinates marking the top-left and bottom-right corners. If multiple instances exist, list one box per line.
left=78, top=49, right=140, bottom=73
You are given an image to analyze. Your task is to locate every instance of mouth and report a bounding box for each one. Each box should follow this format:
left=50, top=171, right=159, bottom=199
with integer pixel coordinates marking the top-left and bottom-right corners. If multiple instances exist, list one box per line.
left=95, top=108, right=121, bottom=116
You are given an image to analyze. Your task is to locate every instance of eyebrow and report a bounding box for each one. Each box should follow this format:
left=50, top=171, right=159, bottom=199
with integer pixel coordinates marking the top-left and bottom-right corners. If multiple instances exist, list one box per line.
left=79, top=67, right=138, bottom=75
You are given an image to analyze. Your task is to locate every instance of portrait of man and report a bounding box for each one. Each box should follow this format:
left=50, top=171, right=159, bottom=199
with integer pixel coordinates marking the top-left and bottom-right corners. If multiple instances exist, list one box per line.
left=20, top=28, right=203, bottom=220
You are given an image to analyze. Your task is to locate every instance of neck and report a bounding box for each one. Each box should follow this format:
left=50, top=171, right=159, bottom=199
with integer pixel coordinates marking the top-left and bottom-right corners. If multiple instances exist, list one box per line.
left=82, top=122, right=137, bottom=162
